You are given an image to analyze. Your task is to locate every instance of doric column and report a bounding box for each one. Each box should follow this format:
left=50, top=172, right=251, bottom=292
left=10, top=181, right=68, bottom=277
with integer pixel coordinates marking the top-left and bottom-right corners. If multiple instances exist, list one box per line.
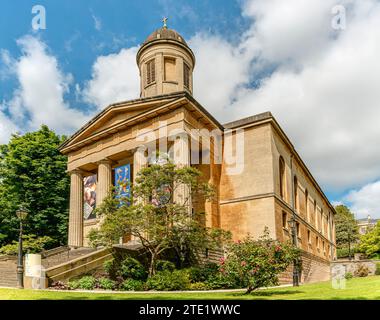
left=97, top=159, right=113, bottom=206
left=128, top=147, right=147, bottom=244
left=173, top=134, right=191, bottom=213
left=68, top=170, right=84, bottom=247
left=133, top=147, right=147, bottom=187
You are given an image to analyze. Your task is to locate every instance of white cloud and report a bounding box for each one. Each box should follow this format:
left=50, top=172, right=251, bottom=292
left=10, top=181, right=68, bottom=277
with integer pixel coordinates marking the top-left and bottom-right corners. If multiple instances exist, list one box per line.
left=0, top=35, right=89, bottom=141
left=190, top=0, right=380, bottom=192
left=82, top=47, right=140, bottom=109
left=0, top=111, right=19, bottom=143
left=0, top=49, right=16, bottom=80
left=344, top=181, right=380, bottom=219
left=92, top=14, right=102, bottom=31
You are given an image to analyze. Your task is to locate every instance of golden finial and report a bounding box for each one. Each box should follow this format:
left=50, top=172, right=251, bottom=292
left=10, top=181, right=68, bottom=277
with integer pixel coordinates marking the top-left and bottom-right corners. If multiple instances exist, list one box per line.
left=162, top=17, right=168, bottom=29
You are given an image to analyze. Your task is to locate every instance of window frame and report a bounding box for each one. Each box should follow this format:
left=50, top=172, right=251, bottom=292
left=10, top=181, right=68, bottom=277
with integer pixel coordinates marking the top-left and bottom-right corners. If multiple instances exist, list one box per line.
left=183, top=62, right=190, bottom=89
left=146, top=58, right=156, bottom=86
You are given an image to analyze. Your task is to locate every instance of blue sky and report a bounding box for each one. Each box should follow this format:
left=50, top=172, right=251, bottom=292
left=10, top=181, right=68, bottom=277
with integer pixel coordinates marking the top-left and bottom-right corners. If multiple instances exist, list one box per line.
left=1, top=0, right=380, bottom=218
left=0, top=0, right=247, bottom=109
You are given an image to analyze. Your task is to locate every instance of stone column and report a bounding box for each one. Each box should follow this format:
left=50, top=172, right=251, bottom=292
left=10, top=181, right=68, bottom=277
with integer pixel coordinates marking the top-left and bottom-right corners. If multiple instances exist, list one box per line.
left=133, top=147, right=147, bottom=188
left=127, top=147, right=147, bottom=244
left=97, top=159, right=113, bottom=206
left=68, top=170, right=84, bottom=248
left=173, top=134, right=191, bottom=214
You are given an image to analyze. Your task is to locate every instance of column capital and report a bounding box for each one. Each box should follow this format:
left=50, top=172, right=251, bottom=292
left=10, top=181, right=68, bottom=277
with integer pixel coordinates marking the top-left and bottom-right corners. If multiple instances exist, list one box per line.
left=66, top=168, right=86, bottom=176
left=96, top=158, right=114, bottom=165
left=131, top=145, right=147, bottom=154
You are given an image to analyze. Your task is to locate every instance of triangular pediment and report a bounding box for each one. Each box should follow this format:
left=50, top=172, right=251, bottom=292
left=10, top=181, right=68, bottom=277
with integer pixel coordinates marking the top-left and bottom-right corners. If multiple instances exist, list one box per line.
left=59, top=92, right=223, bottom=154
left=60, top=94, right=183, bottom=153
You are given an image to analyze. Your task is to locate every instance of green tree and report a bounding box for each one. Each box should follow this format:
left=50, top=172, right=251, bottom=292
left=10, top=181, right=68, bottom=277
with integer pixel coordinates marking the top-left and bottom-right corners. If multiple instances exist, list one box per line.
left=0, top=125, right=69, bottom=246
left=334, top=205, right=359, bottom=259
left=92, top=160, right=230, bottom=276
left=221, top=229, right=300, bottom=294
left=359, top=221, right=380, bottom=258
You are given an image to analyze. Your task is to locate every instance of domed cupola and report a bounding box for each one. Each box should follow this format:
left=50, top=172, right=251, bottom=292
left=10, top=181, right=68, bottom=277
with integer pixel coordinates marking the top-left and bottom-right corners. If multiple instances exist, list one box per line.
left=136, top=18, right=195, bottom=98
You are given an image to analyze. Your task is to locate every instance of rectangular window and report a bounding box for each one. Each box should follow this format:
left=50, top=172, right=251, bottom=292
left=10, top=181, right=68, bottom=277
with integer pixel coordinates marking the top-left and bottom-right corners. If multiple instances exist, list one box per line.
left=146, top=59, right=155, bottom=85
left=316, top=236, right=320, bottom=251
left=296, top=222, right=300, bottom=238
left=282, top=211, right=287, bottom=229
left=307, top=230, right=311, bottom=244
left=164, top=57, right=176, bottom=81
left=184, top=62, right=190, bottom=88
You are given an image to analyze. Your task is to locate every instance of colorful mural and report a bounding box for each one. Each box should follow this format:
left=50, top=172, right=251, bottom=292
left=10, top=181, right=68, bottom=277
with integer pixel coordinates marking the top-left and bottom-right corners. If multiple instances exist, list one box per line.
left=84, top=174, right=97, bottom=220
left=115, top=164, right=131, bottom=202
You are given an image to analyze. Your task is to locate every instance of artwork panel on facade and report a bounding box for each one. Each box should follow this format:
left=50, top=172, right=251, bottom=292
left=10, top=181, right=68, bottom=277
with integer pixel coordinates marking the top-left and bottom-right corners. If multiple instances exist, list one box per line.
left=84, top=174, right=97, bottom=220
left=115, top=164, right=131, bottom=204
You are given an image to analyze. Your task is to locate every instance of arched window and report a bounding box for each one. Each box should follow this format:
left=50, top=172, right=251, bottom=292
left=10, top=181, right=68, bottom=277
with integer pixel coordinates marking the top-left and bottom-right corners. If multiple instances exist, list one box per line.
left=305, top=189, right=309, bottom=220
left=279, top=156, right=286, bottom=200
left=314, top=199, right=317, bottom=227
left=294, top=176, right=298, bottom=211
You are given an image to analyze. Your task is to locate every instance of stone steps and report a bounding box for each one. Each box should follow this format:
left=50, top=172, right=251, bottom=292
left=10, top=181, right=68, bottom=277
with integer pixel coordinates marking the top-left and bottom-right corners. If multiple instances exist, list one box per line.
left=0, top=261, right=17, bottom=287
left=46, top=247, right=112, bottom=284
left=0, top=247, right=98, bottom=288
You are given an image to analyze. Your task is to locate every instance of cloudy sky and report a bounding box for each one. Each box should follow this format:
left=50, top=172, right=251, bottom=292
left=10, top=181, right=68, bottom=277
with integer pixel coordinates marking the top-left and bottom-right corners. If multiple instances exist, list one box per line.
left=0, top=0, right=379, bottom=218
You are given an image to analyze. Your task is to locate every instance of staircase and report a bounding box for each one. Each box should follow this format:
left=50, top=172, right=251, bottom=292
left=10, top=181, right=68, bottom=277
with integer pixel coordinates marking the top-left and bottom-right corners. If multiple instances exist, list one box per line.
left=0, top=247, right=98, bottom=288
left=0, top=258, right=17, bottom=288
left=45, top=247, right=112, bottom=285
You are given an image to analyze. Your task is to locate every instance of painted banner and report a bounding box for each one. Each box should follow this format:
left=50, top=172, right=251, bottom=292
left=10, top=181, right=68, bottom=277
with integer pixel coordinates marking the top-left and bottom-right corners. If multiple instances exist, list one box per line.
left=115, top=164, right=131, bottom=202
left=84, top=174, right=97, bottom=220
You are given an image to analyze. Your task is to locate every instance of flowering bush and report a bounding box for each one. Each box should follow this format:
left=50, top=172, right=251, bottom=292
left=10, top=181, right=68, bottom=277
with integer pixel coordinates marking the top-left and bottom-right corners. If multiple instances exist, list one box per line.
left=222, top=229, right=301, bottom=294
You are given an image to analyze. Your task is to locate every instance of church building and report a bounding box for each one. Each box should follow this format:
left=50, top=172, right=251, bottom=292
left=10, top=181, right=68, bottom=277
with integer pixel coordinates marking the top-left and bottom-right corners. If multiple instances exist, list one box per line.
left=59, top=23, right=336, bottom=283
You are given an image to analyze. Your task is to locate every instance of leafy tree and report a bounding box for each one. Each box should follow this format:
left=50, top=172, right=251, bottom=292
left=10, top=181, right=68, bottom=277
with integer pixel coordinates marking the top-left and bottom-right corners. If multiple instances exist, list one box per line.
left=359, top=221, right=380, bottom=258
left=0, top=125, right=69, bottom=246
left=221, top=228, right=300, bottom=294
left=334, top=205, right=359, bottom=259
left=92, top=160, right=230, bottom=276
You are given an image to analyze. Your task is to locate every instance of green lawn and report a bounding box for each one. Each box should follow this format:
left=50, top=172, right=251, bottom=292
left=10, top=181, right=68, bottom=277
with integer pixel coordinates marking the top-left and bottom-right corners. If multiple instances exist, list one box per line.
left=1, top=276, right=380, bottom=300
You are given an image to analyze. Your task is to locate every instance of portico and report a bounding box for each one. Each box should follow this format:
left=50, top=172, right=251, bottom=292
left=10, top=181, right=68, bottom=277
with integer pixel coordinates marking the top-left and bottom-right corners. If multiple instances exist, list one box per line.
left=61, top=92, right=222, bottom=246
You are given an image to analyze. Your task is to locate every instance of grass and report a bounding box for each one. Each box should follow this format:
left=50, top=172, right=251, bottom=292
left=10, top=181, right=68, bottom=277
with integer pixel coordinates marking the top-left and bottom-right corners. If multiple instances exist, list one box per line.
left=1, top=276, right=380, bottom=300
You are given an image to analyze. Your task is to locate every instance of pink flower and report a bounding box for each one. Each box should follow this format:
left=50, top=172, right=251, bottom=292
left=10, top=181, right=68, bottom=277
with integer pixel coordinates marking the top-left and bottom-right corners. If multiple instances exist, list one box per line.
left=219, top=257, right=225, bottom=265
left=275, top=245, right=282, bottom=252
left=241, top=261, right=247, bottom=267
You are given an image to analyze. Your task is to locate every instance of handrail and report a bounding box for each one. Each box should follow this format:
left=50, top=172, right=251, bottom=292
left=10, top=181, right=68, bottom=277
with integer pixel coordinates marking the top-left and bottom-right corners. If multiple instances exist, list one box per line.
left=41, top=246, right=70, bottom=258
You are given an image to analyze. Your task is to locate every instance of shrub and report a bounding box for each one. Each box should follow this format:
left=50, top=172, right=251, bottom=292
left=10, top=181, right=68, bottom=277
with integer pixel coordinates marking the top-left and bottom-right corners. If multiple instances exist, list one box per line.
left=97, top=277, right=116, bottom=290
left=354, top=264, right=370, bottom=277
left=120, top=257, right=147, bottom=280
left=103, top=258, right=119, bottom=279
left=50, top=281, right=69, bottom=290
left=205, top=274, right=238, bottom=289
left=146, top=270, right=190, bottom=291
left=0, top=235, right=54, bottom=255
left=120, top=279, right=146, bottom=291
left=189, top=282, right=209, bottom=290
left=187, top=262, right=219, bottom=283
left=68, top=276, right=97, bottom=290
left=155, top=260, right=176, bottom=272
left=376, top=263, right=380, bottom=276
left=344, top=272, right=353, bottom=280
left=222, top=229, right=300, bottom=293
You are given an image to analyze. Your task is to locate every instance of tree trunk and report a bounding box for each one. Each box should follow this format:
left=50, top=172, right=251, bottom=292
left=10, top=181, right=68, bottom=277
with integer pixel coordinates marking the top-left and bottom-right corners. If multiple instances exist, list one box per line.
left=245, top=287, right=254, bottom=295
left=149, top=252, right=157, bottom=277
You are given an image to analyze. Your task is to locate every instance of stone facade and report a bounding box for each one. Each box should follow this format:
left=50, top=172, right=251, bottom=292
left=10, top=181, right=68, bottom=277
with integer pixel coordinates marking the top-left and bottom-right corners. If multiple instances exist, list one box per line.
left=59, top=25, right=336, bottom=283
